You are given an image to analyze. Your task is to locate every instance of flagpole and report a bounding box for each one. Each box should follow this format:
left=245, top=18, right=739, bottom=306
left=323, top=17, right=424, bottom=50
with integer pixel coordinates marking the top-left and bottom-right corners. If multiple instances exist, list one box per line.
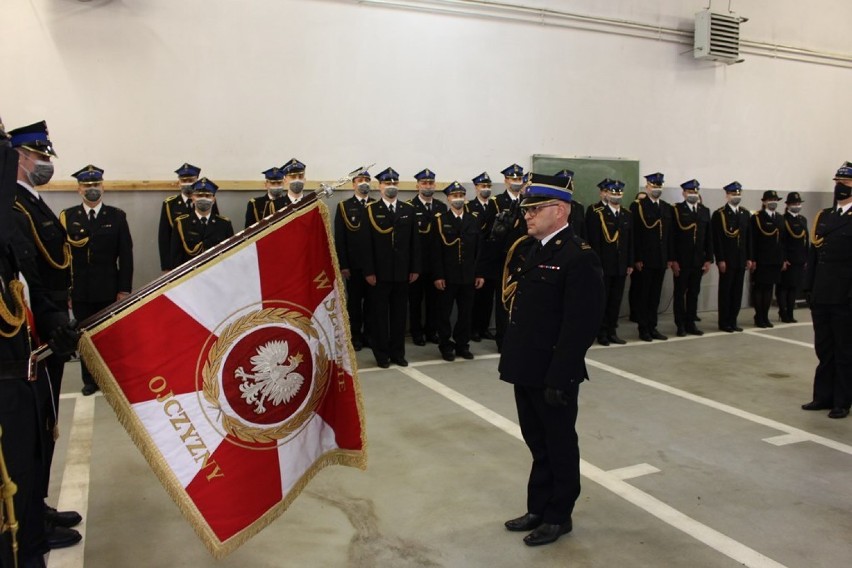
left=32, top=165, right=372, bottom=363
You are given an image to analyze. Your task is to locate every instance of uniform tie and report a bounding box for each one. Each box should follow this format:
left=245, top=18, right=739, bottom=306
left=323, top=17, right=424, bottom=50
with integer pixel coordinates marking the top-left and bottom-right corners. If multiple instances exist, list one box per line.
left=200, top=217, right=208, bottom=227
left=88, top=209, right=96, bottom=223
left=388, top=203, right=395, bottom=216
left=425, top=202, right=431, bottom=213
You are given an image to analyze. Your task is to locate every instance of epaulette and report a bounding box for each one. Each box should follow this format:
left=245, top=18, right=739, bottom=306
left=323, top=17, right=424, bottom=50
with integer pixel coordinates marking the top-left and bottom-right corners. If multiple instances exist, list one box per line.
left=174, top=213, right=190, bottom=223
left=215, top=214, right=231, bottom=222
left=571, top=233, right=592, bottom=250
left=164, top=195, right=180, bottom=203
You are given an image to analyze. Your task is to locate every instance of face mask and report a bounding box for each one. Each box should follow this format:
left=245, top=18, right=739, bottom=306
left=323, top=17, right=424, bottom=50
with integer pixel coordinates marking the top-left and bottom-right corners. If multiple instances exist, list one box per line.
left=180, top=184, right=194, bottom=196
left=608, top=196, right=622, bottom=206
left=384, top=185, right=399, bottom=199
left=729, top=196, right=742, bottom=207
left=685, top=194, right=700, bottom=205
left=450, top=198, right=465, bottom=210
left=649, top=188, right=662, bottom=199
left=289, top=180, right=305, bottom=194
left=25, top=159, right=54, bottom=186
left=788, top=205, right=802, bottom=214
left=268, top=185, right=284, bottom=198
left=83, top=188, right=103, bottom=203
left=766, top=202, right=778, bottom=212
left=509, top=182, right=523, bottom=192
left=834, top=183, right=852, bottom=201
left=357, top=182, right=371, bottom=195
left=420, top=189, right=434, bottom=198
left=479, top=189, right=492, bottom=199
left=195, top=198, right=214, bottom=213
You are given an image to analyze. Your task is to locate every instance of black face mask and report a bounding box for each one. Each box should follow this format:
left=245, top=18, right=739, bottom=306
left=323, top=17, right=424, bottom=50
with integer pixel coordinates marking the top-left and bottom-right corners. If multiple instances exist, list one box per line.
left=835, top=183, right=852, bottom=202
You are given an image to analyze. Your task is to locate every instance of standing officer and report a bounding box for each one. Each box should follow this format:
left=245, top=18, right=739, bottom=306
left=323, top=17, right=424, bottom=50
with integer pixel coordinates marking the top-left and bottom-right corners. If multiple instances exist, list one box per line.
left=281, top=158, right=307, bottom=206
left=712, top=182, right=753, bottom=332
left=554, top=169, right=585, bottom=239
left=158, top=163, right=205, bottom=271
left=468, top=172, right=499, bottom=342
left=801, top=163, right=852, bottom=419
left=408, top=168, right=446, bottom=346
left=671, top=180, right=713, bottom=336
left=431, top=181, right=484, bottom=361
left=586, top=180, right=633, bottom=345
left=334, top=167, right=374, bottom=351
left=8, top=120, right=83, bottom=551
left=499, top=172, right=604, bottom=547
left=750, top=190, right=785, bottom=328
left=777, top=192, right=809, bottom=323
left=60, top=165, right=133, bottom=395
left=630, top=172, right=672, bottom=341
left=361, top=167, right=421, bottom=368
left=169, top=178, right=234, bottom=268
left=245, top=166, right=287, bottom=228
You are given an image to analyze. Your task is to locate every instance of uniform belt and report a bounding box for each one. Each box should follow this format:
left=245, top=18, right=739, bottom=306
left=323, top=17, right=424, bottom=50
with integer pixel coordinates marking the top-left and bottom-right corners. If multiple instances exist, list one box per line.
left=0, top=360, right=29, bottom=381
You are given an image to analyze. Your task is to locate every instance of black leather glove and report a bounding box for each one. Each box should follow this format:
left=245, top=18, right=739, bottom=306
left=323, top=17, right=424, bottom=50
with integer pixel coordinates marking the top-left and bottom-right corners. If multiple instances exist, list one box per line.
left=47, top=320, right=80, bottom=359
left=544, top=386, right=570, bottom=408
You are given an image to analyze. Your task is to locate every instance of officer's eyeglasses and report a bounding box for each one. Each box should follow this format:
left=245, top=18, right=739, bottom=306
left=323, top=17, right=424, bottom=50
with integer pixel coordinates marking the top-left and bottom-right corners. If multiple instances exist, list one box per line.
left=523, top=203, right=558, bottom=217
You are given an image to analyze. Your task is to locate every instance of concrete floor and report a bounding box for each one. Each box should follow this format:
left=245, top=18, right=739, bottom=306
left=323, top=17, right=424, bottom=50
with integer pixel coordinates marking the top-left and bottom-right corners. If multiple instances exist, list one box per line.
left=44, top=308, right=852, bottom=568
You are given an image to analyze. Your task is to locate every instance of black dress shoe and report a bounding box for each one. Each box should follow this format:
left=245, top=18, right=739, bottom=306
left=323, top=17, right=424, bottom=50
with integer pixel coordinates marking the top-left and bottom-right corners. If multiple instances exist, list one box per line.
left=650, top=329, right=668, bottom=340
left=695, top=315, right=702, bottom=321
left=676, top=327, right=686, bottom=337
left=470, top=332, right=481, bottom=342
left=788, top=318, right=798, bottom=323
left=45, top=506, right=82, bottom=528
left=412, top=335, right=426, bottom=346
left=441, top=351, right=455, bottom=362
left=456, top=350, right=474, bottom=360
left=523, top=520, right=573, bottom=546
left=597, top=335, right=610, bottom=346
left=480, top=330, right=497, bottom=340
left=81, top=384, right=100, bottom=396
left=427, top=334, right=441, bottom=344
left=765, top=321, right=774, bottom=328
left=504, top=513, right=542, bottom=532
left=639, top=332, right=653, bottom=342
left=754, top=320, right=768, bottom=329
left=376, top=360, right=390, bottom=369
left=732, top=326, right=744, bottom=332
left=685, top=325, right=704, bottom=336
left=391, top=357, right=408, bottom=367
left=46, top=525, right=82, bottom=549
left=828, top=407, right=849, bottom=419
left=801, top=401, right=832, bottom=411
left=608, top=334, right=626, bottom=345
left=352, top=338, right=363, bottom=351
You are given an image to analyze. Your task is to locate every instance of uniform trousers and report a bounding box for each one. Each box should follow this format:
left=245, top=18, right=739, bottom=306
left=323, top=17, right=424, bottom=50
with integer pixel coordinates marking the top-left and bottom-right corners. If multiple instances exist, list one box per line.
left=471, top=278, right=496, bottom=335
left=408, top=273, right=438, bottom=340
left=514, top=383, right=580, bottom=524
left=368, top=280, right=409, bottom=363
left=436, top=283, right=474, bottom=354
left=635, top=267, right=666, bottom=333
left=717, top=265, right=746, bottom=329
left=344, top=269, right=370, bottom=341
left=776, top=264, right=804, bottom=320
left=751, top=264, right=782, bottom=325
left=673, top=267, right=703, bottom=328
left=810, top=302, right=852, bottom=410
left=601, top=274, right=627, bottom=336
left=39, top=357, right=64, bottom=498
left=71, top=300, right=112, bottom=387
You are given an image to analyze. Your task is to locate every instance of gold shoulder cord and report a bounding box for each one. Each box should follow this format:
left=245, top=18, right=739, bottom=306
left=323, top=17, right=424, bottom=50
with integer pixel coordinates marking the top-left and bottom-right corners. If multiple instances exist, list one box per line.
left=596, top=209, right=620, bottom=244
left=367, top=204, right=393, bottom=235
left=263, top=200, right=276, bottom=219
left=59, top=210, right=90, bottom=248
left=0, top=279, right=26, bottom=338
left=717, top=207, right=741, bottom=245
left=338, top=201, right=361, bottom=231
left=501, top=235, right=532, bottom=314
left=175, top=216, right=203, bottom=257
left=14, top=202, right=72, bottom=270
left=811, top=210, right=825, bottom=248
left=249, top=200, right=260, bottom=224
left=436, top=215, right=463, bottom=264
left=753, top=213, right=780, bottom=242
left=674, top=206, right=698, bottom=243
left=164, top=195, right=179, bottom=227
left=785, top=218, right=806, bottom=241
left=636, top=201, right=662, bottom=238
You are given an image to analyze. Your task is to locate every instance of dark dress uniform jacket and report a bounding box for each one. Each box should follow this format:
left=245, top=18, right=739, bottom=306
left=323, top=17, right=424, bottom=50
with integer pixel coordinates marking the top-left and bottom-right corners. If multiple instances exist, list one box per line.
left=158, top=194, right=219, bottom=270
left=782, top=212, right=809, bottom=267
left=570, top=200, right=586, bottom=240
left=672, top=202, right=713, bottom=268
left=498, top=227, right=604, bottom=390
left=361, top=200, right=422, bottom=282
left=630, top=198, right=672, bottom=269
left=60, top=205, right=133, bottom=304
left=410, top=197, right=447, bottom=266
left=430, top=209, right=482, bottom=284
left=245, top=194, right=289, bottom=229
left=169, top=213, right=235, bottom=268
left=751, top=210, right=786, bottom=264
left=712, top=205, right=752, bottom=267
left=467, top=197, right=498, bottom=239
left=334, top=195, right=373, bottom=272
left=586, top=204, right=634, bottom=276
left=806, top=207, right=852, bottom=304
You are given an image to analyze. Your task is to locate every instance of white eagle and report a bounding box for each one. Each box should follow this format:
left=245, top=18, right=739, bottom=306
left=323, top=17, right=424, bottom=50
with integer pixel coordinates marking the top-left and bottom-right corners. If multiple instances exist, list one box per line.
left=235, top=340, right=306, bottom=414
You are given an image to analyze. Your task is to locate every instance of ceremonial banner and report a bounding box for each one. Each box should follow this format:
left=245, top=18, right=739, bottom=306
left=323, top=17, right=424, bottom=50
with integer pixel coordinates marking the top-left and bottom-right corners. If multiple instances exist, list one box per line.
left=78, top=199, right=366, bottom=558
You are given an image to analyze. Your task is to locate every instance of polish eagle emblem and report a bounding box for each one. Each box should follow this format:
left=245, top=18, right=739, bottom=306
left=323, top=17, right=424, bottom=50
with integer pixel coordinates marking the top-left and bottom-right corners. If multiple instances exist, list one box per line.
left=235, top=340, right=306, bottom=414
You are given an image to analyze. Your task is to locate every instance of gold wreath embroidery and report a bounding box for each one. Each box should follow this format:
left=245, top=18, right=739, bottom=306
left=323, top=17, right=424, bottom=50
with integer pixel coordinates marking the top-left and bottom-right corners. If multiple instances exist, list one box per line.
left=202, top=308, right=329, bottom=444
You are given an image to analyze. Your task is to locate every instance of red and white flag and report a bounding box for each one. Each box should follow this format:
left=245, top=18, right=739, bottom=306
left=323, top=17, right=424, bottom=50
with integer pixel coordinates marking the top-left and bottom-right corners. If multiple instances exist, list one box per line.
left=79, top=200, right=366, bottom=558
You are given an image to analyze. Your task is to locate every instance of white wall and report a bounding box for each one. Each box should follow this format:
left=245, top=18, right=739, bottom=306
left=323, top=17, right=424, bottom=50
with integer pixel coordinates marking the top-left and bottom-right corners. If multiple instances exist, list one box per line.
left=3, top=0, right=852, bottom=191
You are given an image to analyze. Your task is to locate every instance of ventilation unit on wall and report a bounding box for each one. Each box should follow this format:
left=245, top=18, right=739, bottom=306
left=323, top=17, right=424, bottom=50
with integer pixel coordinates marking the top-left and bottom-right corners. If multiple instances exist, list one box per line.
left=694, top=10, right=744, bottom=64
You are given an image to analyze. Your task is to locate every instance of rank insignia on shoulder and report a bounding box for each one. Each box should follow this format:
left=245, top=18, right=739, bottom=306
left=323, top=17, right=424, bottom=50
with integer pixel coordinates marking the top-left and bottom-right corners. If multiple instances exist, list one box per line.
left=581, top=243, right=591, bottom=250
left=538, top=265, right=561, bottom=270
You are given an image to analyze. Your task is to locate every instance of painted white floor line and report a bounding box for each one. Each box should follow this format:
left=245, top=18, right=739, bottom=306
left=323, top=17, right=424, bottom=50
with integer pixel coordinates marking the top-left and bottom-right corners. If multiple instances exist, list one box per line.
left=585, top=359, right=852, bottom=456
left=399, top=365, right=788, bottom=568
left=607, top=463, right=661, bottom=480
left=742, top=329, right=814, bottom=348
left=48, top=395, right=95, bottom=568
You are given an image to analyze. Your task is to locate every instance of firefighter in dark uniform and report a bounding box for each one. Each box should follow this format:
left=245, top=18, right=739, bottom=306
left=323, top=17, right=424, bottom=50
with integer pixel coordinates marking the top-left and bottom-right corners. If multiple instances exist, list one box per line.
left=245, top=166, right=288, bottom=228
left=671, top=179, right=713, bottom=336
left=777, top=192, right=808, bottom=323
left=630, top=172, right=672, bottom=341
left=499, top=172, right=604, bottom=547
left=281, top=158, right=307, bottom=206
left=361, top=167, right=421, bottom=368
left=169, top=178, right=234, bottom=268
left=801, top=163, right=852, bottom=419
left=584, top=178, right=613, bottom=231
left=467, top=172, right=499, bottom=342
left=712, top=182, right=753, bottom=332
left=60, top=165, right=133, bottom=395
left=1, top=118, right=81, bottom=568
left=492, top=163, right=528, bottom=352
left=158, top=163, right=209, bottom=271
left=8, top=121, right=83, bottom=551
left=431, top=181, right=484, bottom=361
left=553, top=169, right=585, bottom=239
left=408, top=168, right=446, bottom=346
left=750, top=190, right=785, bottom=328
left=586, top=180, right=633, bottom=345
left=334, top=167, right=374, bottom=351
